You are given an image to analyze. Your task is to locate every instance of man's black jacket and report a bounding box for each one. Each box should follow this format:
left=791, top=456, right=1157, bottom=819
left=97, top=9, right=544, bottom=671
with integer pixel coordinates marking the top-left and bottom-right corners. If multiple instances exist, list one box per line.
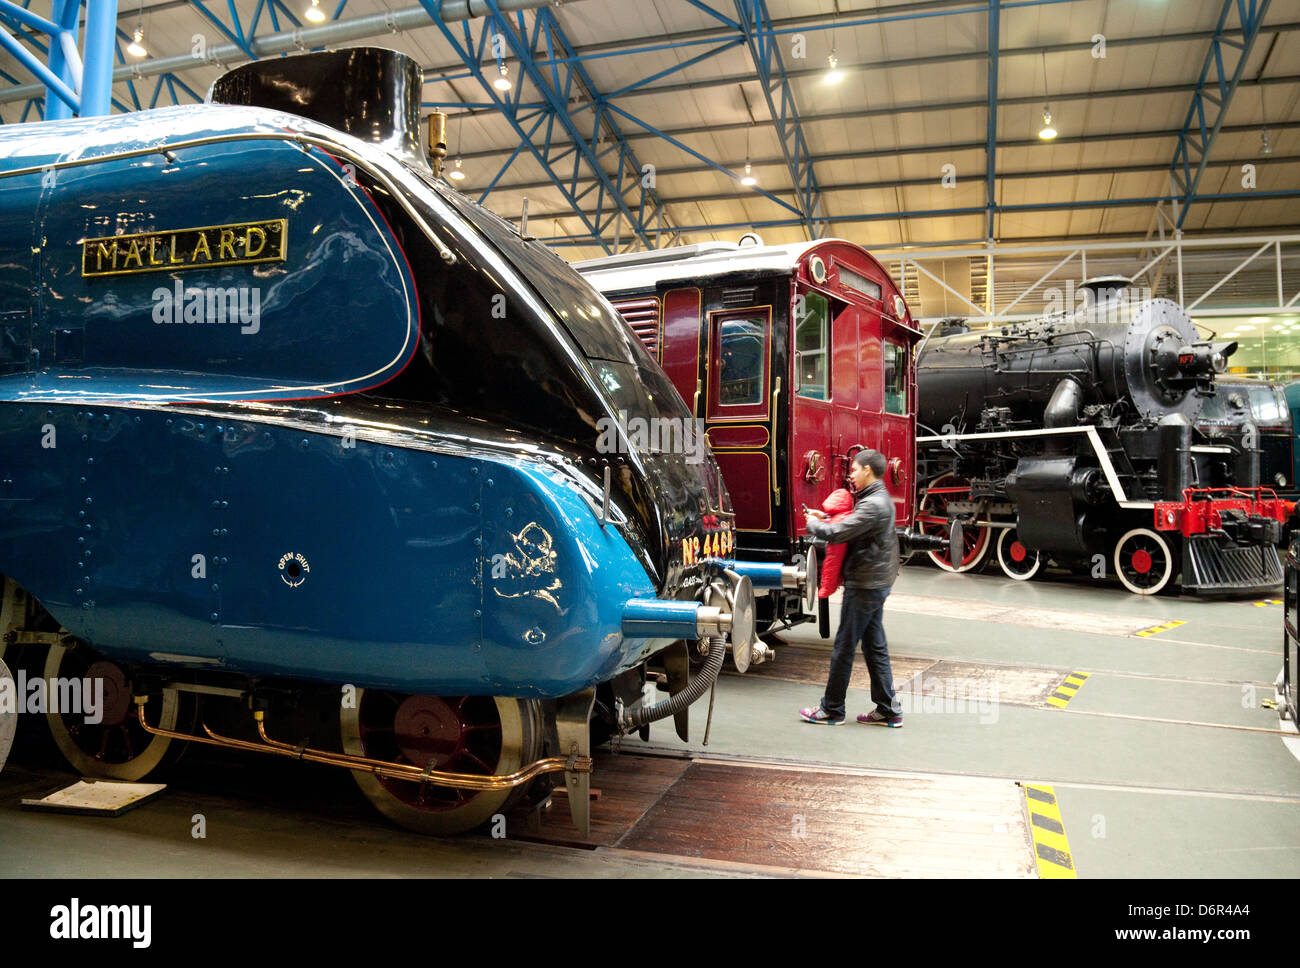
left=807, top=479, right=899, bottom=590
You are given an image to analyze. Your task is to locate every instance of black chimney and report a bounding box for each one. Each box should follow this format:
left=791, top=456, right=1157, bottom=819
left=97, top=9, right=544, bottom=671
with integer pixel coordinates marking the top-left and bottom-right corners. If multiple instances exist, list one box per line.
left=209, top=47, right=426, bottom=168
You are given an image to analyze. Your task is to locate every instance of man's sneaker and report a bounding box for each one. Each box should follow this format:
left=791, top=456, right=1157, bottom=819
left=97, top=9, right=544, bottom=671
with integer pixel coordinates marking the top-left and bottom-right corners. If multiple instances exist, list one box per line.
left=857, top=710, right=903, bottom=728
left=798, top=705, right=844, bottom=725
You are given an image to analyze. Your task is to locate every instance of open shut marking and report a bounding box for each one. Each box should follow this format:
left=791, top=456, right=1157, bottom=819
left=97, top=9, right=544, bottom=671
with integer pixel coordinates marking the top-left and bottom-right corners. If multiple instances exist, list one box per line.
left=1023, top=783, right=1076, bottom=879
left=1134, top=620, right=1186, bottom=638
left=1045, top=671, right=1090, bottom=709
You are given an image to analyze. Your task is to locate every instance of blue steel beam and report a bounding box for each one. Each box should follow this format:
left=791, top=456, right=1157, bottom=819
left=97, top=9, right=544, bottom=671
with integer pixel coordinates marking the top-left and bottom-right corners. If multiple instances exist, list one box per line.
left=732, top=0, right=828, bottom=239
left=985, top=0, right=999, bottom=240
left=419, top=3, right=624, bottom=253
left=543, top=189, right=1300, bottom=246
left=1171, top=0, right=1273, bottom=228
left=421, top=0, right=672, bottom=252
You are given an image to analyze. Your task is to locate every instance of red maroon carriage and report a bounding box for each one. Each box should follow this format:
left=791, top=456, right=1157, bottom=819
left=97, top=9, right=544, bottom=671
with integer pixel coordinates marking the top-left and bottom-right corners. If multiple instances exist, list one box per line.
left=578, top=238, right=934, bottom=641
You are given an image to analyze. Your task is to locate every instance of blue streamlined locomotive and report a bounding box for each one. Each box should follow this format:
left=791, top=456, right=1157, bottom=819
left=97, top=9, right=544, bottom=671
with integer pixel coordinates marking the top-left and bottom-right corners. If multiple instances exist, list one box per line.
left=0, top=48, right=758, bottom=835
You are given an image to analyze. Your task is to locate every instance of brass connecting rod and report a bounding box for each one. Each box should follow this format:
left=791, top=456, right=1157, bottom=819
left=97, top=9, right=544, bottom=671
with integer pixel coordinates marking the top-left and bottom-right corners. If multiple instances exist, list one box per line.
left=133, top=697, right=591, bottom=791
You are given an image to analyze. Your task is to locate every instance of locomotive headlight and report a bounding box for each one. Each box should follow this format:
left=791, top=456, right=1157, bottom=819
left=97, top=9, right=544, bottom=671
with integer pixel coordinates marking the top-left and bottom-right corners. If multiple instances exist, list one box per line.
left=1277, top=473, right=1288, bottom=487
left=1211, top=352, right=1227, bottom=373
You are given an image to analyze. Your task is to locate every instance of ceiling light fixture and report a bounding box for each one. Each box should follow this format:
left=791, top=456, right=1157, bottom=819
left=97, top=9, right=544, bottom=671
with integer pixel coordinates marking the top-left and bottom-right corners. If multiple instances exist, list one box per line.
left=493, top=63, right=512, bottom=92
left=127, top=0, right=147, bottom=57
left=449, top=157, right=466, bottom=181
left=825, top=50, right=843, bottom=84
left=741, top=161, right=757, bottom=187
left=304, top=0, right=326, bottom=22
left=1038, top=106, right=1057, bottom=140
left=1260, top=130, right=1273, bottom=156
left=1037, top=52, right=1057, bottom=140
left=447, top=116, right=467, bottom=181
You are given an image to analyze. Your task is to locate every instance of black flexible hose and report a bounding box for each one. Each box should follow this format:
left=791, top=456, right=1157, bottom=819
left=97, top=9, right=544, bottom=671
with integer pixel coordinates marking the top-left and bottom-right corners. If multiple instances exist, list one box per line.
left=624, top=635, right=725, bottom=730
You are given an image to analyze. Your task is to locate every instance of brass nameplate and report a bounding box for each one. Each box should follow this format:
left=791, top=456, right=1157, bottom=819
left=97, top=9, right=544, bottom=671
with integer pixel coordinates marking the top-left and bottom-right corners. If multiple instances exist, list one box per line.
left=81, top=219, right=288, bottom=277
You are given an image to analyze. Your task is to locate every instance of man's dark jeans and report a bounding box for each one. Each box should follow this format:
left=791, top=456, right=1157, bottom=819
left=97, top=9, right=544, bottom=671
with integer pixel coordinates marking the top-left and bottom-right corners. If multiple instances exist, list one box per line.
left=820, top=585, right=900, bottom=720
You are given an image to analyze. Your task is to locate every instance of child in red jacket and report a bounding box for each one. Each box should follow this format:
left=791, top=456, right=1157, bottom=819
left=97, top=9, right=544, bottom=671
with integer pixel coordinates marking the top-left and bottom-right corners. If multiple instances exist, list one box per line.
left=817, top=487, right=856, bottom=599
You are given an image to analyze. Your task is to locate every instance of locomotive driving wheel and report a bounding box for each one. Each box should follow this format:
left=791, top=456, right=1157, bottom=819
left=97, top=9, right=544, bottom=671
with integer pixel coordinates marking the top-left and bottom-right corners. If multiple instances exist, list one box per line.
left=1113, top=528, right=1176, bottom=596
left=43, top=643, right=189, bottom=781
left=996, top=526, right=1043, bottom=581
left=341, top=691, right=543, bottom=836
left=917, top=474, right=990, bottom=573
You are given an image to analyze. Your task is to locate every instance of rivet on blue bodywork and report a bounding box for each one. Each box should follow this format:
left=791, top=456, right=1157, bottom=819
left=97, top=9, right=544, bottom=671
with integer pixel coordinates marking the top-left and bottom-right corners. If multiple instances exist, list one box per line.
left=473, top=537, right=481, bottom=547
left=75, top=588, right=82, bottom=596
left=166, top=419, right=173, bottom=426
left=220, top=529, right=228, bottom=536
left=84, top=497, right=92, bottom=505
left=210, top=613, right=219, bottom=622
left=86, top=458, right=94, bottom=465
left=212, top=529, right=220, bottom=537
left=198, top=424, right=205, bottom=432
left=212, top=500, right=221, bottom=509
left=430, top=460, right=437, bottom=469
left=77, top=537, right=84, bottom=544
left=81, top=435, right=88, bottom=442
left=212, top=584, right=219, bottom=592
left=470, top=467, right=479, bottom=476
left=505, top=507, right=513, bottom=517
left=474, top=609, right=482, bottom=618
left=79, top=477, right=86, bottom=485
left=486, top=479, right=494, bottom=487
left=300, top=439, right=309, bottom=449
left=472, top=502, right=480, bottom=512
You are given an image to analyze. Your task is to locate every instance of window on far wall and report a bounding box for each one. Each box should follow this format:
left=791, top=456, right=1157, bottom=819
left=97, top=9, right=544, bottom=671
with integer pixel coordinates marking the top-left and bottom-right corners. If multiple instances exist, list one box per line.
left=883, top=341, right=907, bottom=415
left=795, top=291, right=828, bottom=400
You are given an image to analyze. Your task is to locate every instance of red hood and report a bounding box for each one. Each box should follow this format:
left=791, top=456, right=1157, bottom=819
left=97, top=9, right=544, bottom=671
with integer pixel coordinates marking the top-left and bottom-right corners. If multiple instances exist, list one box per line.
left=821, top=488, right=855, bottom=515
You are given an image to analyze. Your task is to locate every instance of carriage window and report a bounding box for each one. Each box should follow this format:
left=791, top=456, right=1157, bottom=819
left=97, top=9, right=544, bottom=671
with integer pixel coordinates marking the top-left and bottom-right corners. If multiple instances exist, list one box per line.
left=795, top=292, right=828, bottom=400
left=884, top=342, right=906, bottom=415
left=718, top=315, right=766, bottom=406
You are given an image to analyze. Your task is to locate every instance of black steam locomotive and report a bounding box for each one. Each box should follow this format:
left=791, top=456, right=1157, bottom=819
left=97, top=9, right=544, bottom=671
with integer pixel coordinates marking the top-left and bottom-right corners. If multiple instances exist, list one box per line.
left=915, top=279, right=1288, bottom=596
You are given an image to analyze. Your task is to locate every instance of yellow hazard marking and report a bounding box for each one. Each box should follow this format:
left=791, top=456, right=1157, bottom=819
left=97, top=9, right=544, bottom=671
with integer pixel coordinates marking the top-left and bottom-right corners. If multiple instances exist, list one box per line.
left=1022, top=783, right=1076, bottom=879
left=1253, top=600, right=1283, bottom=607
left=1045, top=671, right=1090, bottom=709
left=1135, top=620, right=1186, bottom=637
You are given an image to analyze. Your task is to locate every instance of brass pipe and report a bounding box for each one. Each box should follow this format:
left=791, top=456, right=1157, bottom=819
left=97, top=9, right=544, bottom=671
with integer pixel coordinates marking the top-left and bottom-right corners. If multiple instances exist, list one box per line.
left=133, top=698, right=590, bottom=792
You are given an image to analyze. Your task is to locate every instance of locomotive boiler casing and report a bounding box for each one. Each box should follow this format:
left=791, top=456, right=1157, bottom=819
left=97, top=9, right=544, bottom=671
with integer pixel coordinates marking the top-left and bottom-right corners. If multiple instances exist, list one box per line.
left=0, top=102, right=731, bottom=698
left=918, top=297, right=1212, bottom=435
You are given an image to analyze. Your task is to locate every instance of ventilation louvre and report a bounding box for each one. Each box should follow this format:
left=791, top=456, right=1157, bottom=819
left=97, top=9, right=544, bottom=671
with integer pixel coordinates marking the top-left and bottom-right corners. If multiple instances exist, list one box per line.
left=611, top=297, right=660, bottom=356
left=721, top=286, right=757, bottom=308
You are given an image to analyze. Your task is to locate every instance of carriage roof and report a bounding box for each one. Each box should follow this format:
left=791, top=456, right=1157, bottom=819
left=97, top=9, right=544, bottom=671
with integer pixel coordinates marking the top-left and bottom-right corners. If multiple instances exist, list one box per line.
left=575, top=239, right=841, bottom=293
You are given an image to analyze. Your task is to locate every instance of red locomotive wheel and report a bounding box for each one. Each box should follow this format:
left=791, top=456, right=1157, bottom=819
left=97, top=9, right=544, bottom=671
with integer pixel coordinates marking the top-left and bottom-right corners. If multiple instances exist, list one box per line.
left=341, top=691, right=543, bottom=835
left=43, top=643, right=188, bottom=781
left=1113, top=528, right=1175, bottom=596
left=917, top=474, right=990, bottom=573
left=996, top=527, right=1042, bottom=581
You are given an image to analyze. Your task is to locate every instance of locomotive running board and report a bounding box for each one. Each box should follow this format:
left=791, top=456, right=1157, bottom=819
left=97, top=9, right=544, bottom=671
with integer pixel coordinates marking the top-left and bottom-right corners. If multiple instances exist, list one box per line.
left=918, top=425, right=1155, bottom=509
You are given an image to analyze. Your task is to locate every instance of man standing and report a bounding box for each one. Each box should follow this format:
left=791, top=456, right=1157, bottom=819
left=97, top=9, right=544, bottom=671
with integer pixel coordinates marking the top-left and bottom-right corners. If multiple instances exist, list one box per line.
left=798, top=449, right=903, bottom=727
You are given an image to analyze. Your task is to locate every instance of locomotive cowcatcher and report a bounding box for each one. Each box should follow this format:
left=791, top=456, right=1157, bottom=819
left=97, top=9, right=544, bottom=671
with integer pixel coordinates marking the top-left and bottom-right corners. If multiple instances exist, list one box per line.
left=579, top=238, right=934, bottom=641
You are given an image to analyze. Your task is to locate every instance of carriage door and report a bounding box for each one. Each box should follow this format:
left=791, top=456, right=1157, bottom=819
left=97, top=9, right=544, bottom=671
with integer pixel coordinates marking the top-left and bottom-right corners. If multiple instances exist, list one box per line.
left=878, top=325, right=915, bottom=527
left=705, top=303, right=775, bottom=534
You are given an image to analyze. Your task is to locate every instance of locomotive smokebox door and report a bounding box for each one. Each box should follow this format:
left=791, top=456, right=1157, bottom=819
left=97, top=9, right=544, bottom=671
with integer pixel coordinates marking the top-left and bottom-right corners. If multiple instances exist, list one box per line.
left=209, top=47, right=429, bottom=170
